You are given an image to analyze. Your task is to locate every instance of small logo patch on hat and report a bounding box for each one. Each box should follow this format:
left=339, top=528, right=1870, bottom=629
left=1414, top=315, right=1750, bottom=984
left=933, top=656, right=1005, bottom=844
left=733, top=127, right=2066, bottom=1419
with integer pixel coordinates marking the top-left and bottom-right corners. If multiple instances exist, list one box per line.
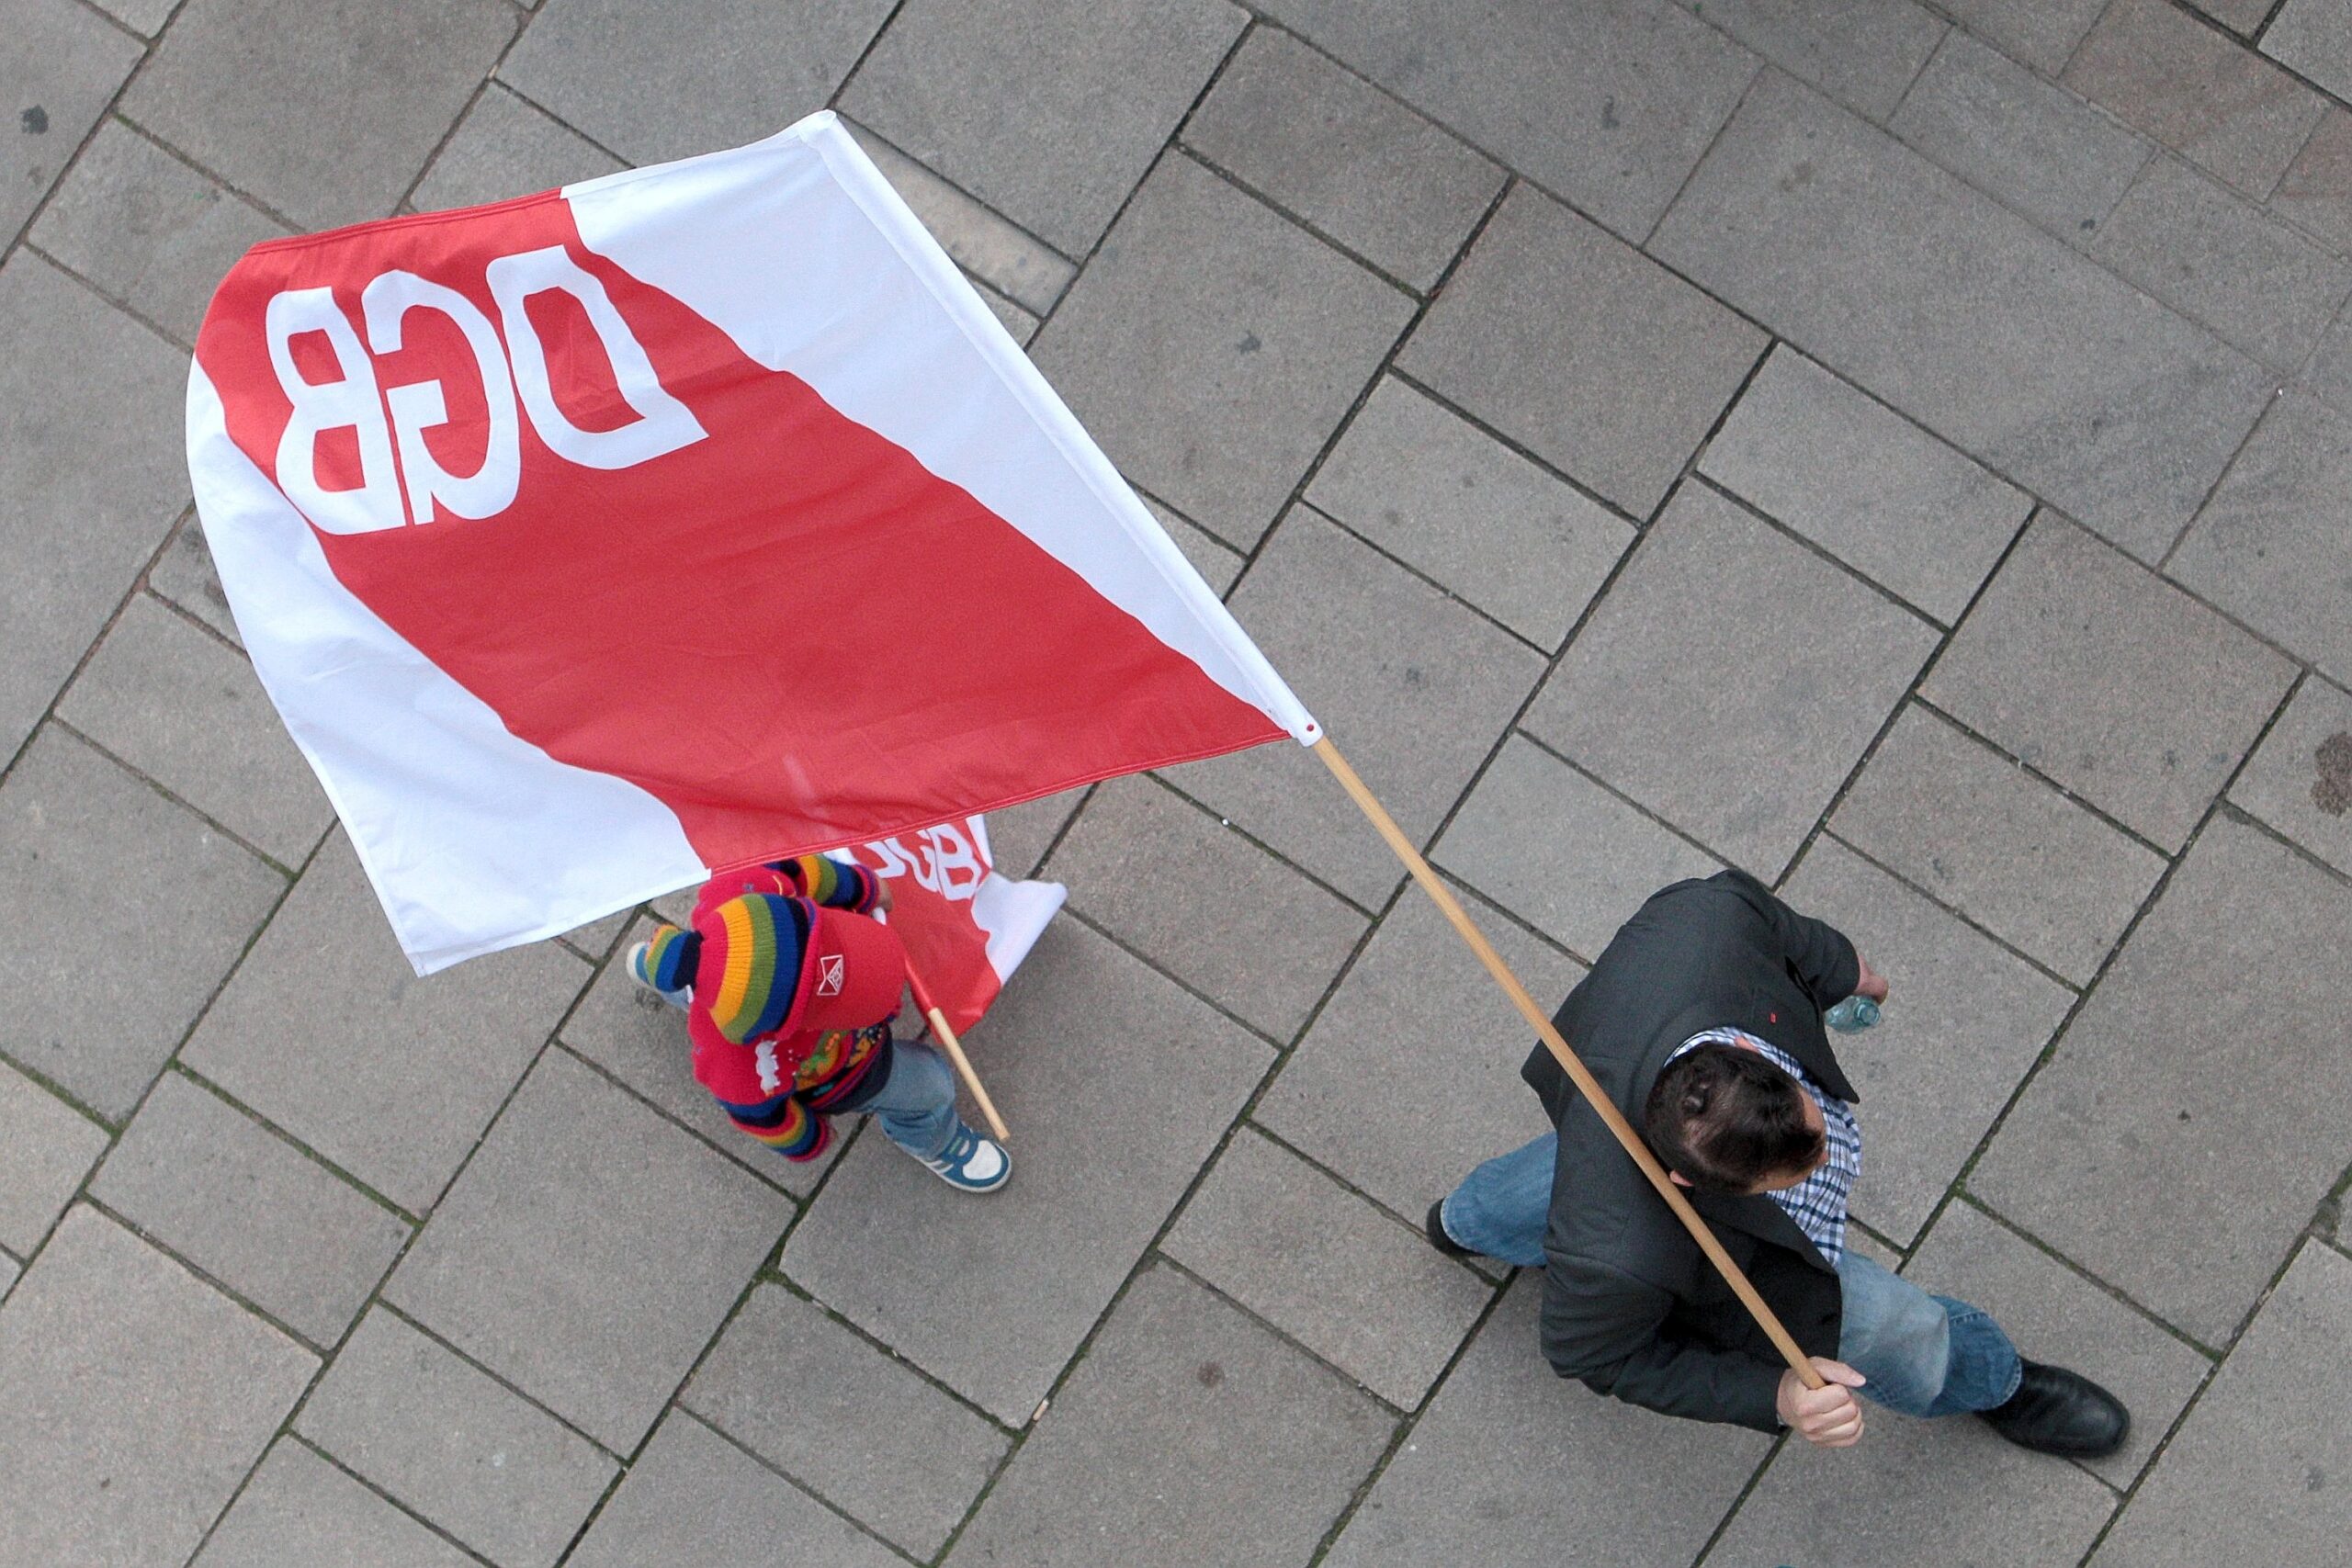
left=818, top=954, right=844, bottom=996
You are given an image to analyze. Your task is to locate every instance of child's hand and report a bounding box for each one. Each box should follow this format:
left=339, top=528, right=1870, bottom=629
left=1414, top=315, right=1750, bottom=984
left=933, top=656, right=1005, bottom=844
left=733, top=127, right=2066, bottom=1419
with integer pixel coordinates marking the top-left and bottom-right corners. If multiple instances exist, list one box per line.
left=873, top=879, right=894, bottom=915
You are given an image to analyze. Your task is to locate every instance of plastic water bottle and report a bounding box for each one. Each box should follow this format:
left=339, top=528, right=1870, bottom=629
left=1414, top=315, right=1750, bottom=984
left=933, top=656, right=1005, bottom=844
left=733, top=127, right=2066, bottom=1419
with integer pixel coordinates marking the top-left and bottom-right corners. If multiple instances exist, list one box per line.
left=1824, top=995, right=1881, bottom=1032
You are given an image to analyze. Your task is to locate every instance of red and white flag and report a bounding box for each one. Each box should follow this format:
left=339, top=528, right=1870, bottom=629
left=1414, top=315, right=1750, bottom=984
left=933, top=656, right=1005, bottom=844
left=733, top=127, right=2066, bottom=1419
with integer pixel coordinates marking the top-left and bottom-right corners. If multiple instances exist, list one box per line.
left=187, top=112, right=1315, bottom=974
left=833, top=816, right=1063, bottom=1036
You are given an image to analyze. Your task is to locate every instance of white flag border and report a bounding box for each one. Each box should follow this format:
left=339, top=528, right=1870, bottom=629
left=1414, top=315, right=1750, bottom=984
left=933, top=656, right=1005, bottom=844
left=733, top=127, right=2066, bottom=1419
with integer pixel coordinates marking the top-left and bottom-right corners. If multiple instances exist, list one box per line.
left=786, top=110, right=1320, bottom=746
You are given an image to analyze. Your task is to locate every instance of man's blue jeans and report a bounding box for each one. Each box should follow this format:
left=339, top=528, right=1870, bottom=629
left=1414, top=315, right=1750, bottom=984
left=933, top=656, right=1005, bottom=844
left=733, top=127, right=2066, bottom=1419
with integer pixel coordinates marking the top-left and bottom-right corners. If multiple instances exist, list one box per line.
left=1442, top=1133, right=2021, bottom=1416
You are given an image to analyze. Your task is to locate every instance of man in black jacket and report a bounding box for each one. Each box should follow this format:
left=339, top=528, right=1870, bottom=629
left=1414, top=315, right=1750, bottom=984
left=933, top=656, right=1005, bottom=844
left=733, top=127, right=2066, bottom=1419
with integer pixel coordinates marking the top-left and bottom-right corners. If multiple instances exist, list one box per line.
left=1427, top=870, right=2126, bottom=1453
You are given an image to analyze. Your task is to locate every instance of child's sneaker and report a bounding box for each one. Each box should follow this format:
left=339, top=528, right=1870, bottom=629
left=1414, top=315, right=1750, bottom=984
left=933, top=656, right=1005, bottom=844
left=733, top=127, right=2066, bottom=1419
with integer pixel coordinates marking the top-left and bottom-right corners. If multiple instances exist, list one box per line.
left=920, top=1124, right=1011, bottom=1193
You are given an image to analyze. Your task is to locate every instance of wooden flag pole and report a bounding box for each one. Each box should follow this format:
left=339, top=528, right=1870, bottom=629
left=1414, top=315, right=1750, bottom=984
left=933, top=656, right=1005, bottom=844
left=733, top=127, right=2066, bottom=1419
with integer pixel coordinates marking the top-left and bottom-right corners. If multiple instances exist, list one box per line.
left=905, top=965, right=1012, bottom=1144
left=1313, top=738, right=1824, bottom=1389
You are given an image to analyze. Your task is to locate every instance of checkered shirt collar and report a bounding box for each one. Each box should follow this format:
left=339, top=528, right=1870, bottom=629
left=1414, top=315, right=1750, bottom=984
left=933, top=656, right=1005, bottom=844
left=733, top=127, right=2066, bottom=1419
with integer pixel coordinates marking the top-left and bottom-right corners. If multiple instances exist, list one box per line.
left=1666, top=1027, right=1863, bottom=1267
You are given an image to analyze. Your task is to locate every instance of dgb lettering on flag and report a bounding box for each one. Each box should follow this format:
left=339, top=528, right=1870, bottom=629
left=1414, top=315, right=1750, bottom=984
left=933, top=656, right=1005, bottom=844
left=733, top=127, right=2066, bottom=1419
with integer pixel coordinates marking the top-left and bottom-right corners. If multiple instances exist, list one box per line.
left=187, top=113, right=1314, bottom=973
left=265, top=245, right=705, bottom=535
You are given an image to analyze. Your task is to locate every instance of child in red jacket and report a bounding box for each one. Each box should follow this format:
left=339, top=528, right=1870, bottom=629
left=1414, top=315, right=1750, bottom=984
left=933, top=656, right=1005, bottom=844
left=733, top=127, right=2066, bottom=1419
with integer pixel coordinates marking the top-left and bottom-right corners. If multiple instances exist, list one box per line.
left=627, top=854, right=1008, bottom=1191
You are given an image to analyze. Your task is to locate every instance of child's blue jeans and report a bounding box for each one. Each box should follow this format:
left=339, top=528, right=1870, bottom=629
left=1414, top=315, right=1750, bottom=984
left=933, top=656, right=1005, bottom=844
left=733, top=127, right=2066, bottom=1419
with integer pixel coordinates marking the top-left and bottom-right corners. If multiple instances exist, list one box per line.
left=643, top=978, right=961, bottom=1161
left=1441, top=1132, right=2021, bottom=1416
left=821, top=1039, right=961, bottom=1161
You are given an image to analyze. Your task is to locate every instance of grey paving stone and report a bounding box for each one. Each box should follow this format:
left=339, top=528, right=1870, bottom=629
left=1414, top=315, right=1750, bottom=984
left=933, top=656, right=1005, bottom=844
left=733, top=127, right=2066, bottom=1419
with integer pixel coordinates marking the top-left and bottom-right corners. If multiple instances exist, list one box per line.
left=502, top=0, right=890, bottom=168
left=553, top=908, right=628, bottom=959
left=1925, top=515, right=2294, bottom=852
left=1164, top=1127, right=1493, bottom=1407
left=2265, top=0, right=2352, bottom=107
left=2087, top=155, right=2352, bottom=371
left=409, top=83, right=623, bottom=213
left=1050, top=774, right=1367, bottom=1039
left=1971, top=817, right=2352, bottom=1344
left=1032, top=155, right=1413, bottom=548
left=567, top=1411, right=903, bottom=1568
left=684, top=1284, right=1010, bottom=1559
left=846, top=122, right=1077, bottom=315
left=1255, top=881, right=1575, bottom=1227
left=1146, top=494, right=1246, bottom=595
left=1707, top=1372, right=2117, bottom=1566
left=1700, top=347, right=2030, bottom=624
left=0, top=728, right=284, bottom=1120
left=1907, top=1200, right=2212, bottom=1487
left=0, top=1206, right=316, bottom=1568
left=2171, top=391, right=2352, bottom=688
left=1846, top=1224, right=1904, bottom=1270
left=1652, top=73, right=2273, bottom=563
left=1323, top=1273, right=1770, bottom=1568
left=2180, top=0, right=2273, bottom=29
left=0, top=1251, right=17, bottom=1301
left=2271, top=107, right=2352, bottom=254
left=386, top=1049, right=791, bottom=1451
left=181, top=833, right=587, bottom=1213
left=558, top=914, right=831, bottom=1194
left=2301, top=302, right=2352, bottom=416
left=1832, top=705, right=2166, bottom=985
left=1523, top=483, right=1938, bottom=878
left=296, top=1308, right=617, bottom=1568
left=191, top=1440, right=479, bottom=1568
left=149, top=519, right=243, bottom=649
left=0, top=0, right=142, bottom=243
left=1307, top=377, right=1634, bottom=649
left=124, top=0, right=516, bottom=231
left=950, top=1263, right=1393, bottom=1568
left=1160, top=507, right=1548, bottom=908
left=1932, top=0, right=2109, bottom=74
left=1256, top=0, right=1758, bottom=242
left=981, top=786, right=1090, bottom=881
left=0, top=254, right=191, bottom=761
left=90, top=1073, right=408, bottom=1347
left=1685, top=0, right=1946, bottom=123
left=2231, top=675, right=2352, bottom=878
left=60, top=593, right=334, bottom=865
left=842, top=0, right=1244, bottom=256
left=87, top=0, right=185, bottom=37
left=784, top=919, right=1272, bottom=1423
left=1782, top=837, right=2074, bottom=1245
left=971, top=277, right=1036, bottom=343
left=1890, top=29, right=2153, bottom=239
left=1183, top=28, right=1503, bottom=289
left=1399, top=183, right=1767, bottom=518
left=2090, top=1241, right=2352, bottom=1568
left=1433, top=735, right=1724, bottom=964
left=0, top=1058, right=108, bottom=1256
left=29, top=119, right=288, bottom=344
left=2064, top=0, right=2326, bottom=199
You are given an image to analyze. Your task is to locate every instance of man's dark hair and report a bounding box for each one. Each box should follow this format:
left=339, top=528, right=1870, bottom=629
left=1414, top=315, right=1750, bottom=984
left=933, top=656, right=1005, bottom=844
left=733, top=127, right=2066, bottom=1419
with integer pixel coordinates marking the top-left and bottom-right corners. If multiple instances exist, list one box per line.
left=1644, top=1044, right=1823, bottom=1194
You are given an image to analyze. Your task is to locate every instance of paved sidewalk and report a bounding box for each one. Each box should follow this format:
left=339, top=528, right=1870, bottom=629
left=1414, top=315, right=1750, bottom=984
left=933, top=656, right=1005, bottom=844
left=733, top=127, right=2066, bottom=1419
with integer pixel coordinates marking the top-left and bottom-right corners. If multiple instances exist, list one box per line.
left=6, top=1, right=2351, bottom=1564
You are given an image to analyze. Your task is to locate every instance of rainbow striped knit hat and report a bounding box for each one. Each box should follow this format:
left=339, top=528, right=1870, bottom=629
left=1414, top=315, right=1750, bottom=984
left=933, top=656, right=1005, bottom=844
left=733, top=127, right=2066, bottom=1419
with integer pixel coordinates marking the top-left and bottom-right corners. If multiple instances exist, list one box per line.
left=692, top=893, right=811, bottom=1045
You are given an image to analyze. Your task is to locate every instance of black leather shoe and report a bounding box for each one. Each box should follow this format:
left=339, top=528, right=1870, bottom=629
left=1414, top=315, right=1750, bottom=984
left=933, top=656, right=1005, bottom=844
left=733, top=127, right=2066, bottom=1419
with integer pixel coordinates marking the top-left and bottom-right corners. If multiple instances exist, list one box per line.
left=1425, top=1200, right=1473, bottom=1259
left=1979, top=1361, right=2129, bottom=1458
